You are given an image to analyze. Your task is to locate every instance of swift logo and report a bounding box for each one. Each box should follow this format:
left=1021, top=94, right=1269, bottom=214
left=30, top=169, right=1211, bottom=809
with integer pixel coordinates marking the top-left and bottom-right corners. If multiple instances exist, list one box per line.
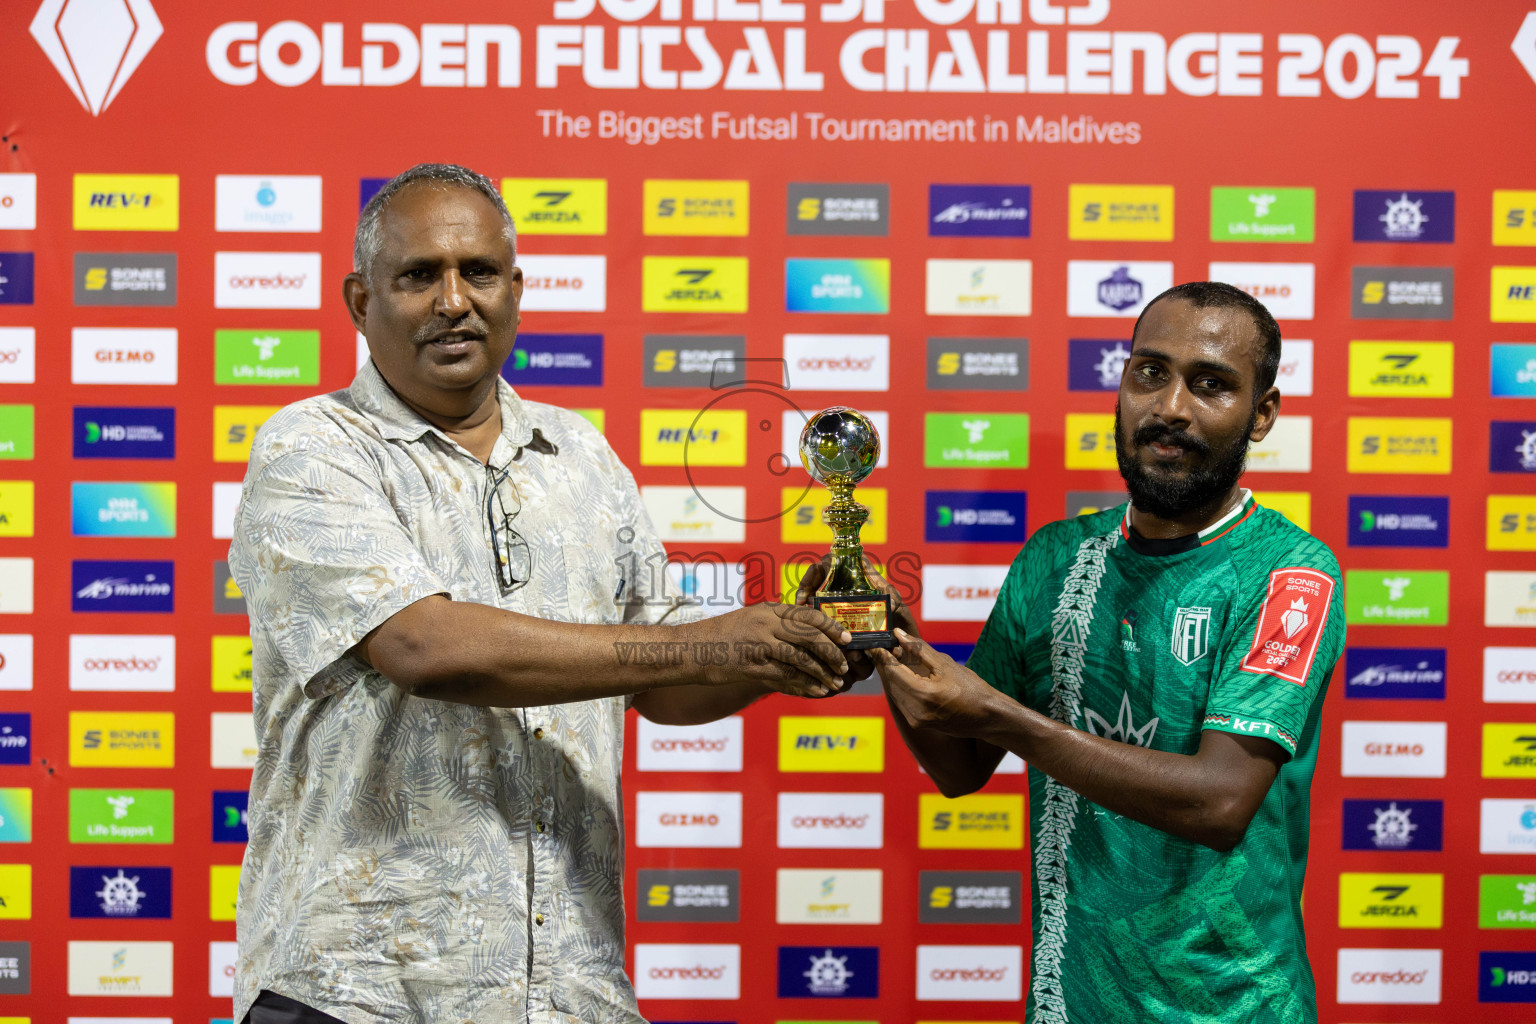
left=31, top=0, right=163, bottom=116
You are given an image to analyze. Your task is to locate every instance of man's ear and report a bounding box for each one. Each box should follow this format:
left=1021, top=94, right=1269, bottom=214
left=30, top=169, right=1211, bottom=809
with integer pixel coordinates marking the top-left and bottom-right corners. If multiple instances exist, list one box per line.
left=342, top=272, right=369, bottom=335
left=1248, top=386, right=1282, bottom=443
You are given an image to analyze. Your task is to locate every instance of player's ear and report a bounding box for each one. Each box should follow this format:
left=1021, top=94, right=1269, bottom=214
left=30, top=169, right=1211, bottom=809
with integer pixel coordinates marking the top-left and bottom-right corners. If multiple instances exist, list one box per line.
left=1248, top=386, right=1281, bottom=443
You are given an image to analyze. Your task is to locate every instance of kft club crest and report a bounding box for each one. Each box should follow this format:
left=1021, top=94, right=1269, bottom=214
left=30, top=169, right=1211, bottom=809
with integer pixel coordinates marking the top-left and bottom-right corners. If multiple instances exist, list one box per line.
left=1171, top=606, right=1212, bottom=665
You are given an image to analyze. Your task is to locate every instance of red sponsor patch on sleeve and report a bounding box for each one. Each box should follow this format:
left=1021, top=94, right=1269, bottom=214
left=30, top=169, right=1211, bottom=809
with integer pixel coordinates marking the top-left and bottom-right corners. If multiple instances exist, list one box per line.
left=1239, top=567, right=1334, bottom=686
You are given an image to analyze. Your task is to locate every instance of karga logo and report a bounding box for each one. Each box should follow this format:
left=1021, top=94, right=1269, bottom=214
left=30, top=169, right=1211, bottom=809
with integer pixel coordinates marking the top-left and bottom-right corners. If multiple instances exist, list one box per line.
left=32, top=0, right=163, bottom=115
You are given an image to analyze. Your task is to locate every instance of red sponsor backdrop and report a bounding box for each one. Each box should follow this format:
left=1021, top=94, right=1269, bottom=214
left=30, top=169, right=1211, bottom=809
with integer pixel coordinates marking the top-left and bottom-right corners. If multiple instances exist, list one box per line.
left=0, top=0, right=1535, bottom=1020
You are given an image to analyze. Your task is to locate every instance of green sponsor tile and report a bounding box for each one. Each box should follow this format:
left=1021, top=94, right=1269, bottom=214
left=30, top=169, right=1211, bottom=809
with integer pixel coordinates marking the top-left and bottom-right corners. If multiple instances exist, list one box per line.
left=215, top=329, right=320, bottom=385
left=925, top=412, right=1029, bottom=469
left=0, top=406, right=34, bottom=460
left=69, top=787, right=174, bottom=843
left=1210, top=186, right=1315, bottom=243
left=1345, top=570, right=1449, bottom=626
left=1481, top=875, right=1536, bottom=928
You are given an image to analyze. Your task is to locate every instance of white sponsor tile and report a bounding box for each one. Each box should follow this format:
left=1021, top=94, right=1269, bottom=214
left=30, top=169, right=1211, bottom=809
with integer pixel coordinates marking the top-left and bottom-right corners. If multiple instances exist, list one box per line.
left=1336, top=947, right=1441, bottom=1004
left=783, top=334, right=890, bottom=391
left=916, top=944, right=1024, bottom=1001
left=777, top=791, right=884, bottom=848
left=520, top=255, right=607, bottom=312
left=214, top=251, right=321, bottom=309
left=636, top=718, right=744, bottom=772
left=72, top=328, right=177, bottom=385
left=633, top=943, right=740, bottom=999
left=215, top=174, right=323, bottom=233
left=69, top=634, right=175, bottom=692
left=922, top=564, right=1009, bottom=622
left=635, top=791, right=742, bottom=847
left=1340, top=721, right=1447, bottom=778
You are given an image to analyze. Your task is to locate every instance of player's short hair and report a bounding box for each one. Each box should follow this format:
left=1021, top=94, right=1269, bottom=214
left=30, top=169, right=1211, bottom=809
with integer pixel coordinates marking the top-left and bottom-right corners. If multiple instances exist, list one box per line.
left=1130, top=281, right=1283, bottom=397
left=353, top=163, right=516, bottom=281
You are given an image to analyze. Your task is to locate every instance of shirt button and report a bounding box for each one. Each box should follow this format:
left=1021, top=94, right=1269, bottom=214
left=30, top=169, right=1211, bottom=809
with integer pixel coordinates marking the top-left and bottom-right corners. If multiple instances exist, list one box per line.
left=535, top=914, right=545, bottom=926
left=536, top=820, right=546, bottom=833
left=533, top=727, right=544, bottom=739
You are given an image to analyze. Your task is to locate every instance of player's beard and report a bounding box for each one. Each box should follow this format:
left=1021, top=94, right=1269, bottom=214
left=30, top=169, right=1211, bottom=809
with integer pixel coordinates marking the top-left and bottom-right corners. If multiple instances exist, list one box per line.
left=1114, top=403, right=1254, bottom=519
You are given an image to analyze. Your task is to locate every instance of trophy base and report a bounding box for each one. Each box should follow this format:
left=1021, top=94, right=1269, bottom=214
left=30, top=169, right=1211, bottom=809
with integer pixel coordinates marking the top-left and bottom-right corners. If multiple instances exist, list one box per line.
left=814, top=594, right=898, bottom=651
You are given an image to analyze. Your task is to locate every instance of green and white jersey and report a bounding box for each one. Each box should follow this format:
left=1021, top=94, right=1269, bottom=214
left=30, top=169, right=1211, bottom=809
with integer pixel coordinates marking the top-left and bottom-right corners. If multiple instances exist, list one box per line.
left=968, top=492, right=1345, bottom=1024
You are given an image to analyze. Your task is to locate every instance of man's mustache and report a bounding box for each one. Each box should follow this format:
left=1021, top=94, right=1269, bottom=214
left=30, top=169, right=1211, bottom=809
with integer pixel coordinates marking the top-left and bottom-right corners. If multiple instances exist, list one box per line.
left=1131, top=423, right=1211, bottom=457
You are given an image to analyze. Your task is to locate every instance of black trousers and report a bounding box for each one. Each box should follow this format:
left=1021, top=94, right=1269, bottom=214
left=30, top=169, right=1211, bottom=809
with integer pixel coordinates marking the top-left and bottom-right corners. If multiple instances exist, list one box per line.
left=241, top=989, right=349, bottom=1024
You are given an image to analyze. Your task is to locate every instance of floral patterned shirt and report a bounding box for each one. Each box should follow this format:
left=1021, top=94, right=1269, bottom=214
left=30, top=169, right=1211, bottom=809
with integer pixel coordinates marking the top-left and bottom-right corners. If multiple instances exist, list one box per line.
left=228, top=360, right=695, bottom=1024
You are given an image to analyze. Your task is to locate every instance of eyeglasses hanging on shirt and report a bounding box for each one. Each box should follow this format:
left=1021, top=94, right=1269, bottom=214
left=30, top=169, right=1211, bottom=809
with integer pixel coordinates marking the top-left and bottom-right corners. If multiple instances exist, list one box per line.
left=483, top=428, right=559, bottom=592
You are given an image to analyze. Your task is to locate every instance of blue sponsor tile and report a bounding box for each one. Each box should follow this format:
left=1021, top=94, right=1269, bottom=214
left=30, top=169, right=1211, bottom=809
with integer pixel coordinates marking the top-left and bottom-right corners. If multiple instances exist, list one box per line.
left=925, top=491, right=1026, bottom=543
left=929, top=185, right=1031, bottom=237
left=1344, top=647, right=1446, bottom=700
left=73, top=407, right=176, bottom=459
left=71, top=560, right=174, bottom=613
left=1480, top=951, right=1536, bottom=1002
left=1346, top=496, right=1448, bottom=547
left=1492, top=344, right=1536, bottom=397
left=69, top=865, right=173, bottom=918
left=0, top=713, right=29, bottom=766
left=1491, top=421, right=1536, bottom=473
left=212, top=790, right=249, bottom=843
left=0, top=253, right=34, bottom=305
left=1068, top=339, right=1132, bottom=391
left=502, top=334, right=604, bottom=387
left=777, top=946, right=879, bottom=998
left=1352, top=190, right=1455, bottom=243
left=1341, top=798, right=1443, bottom=851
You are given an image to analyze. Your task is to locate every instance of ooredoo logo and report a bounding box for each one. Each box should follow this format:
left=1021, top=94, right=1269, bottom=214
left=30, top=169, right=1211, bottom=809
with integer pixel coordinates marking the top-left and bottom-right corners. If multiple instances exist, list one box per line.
left=214, top=252, right=321, bottom=309
left=636, top=717, right=742, bottom=772
left=1487, top=647, right=1536, bottom=703
left=635, top=791, right=741, bottom=848
left=1336, top=948, right=1441, bottom=1004
left=32, top=0, right=163, bottom=115
left=783, top=335, right=889, bottom=391
left=777, top=792, right=884, bottom=849
left=916, top=945, right=1022, bottom=1001
left=633, top=944, right=740, bottom=1000
left=69, top=634, right=175, bottom=692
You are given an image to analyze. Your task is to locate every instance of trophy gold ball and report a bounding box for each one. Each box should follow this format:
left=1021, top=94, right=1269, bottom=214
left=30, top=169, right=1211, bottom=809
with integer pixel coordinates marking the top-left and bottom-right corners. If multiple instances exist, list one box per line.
left=798, top=407, right=897, bottom=651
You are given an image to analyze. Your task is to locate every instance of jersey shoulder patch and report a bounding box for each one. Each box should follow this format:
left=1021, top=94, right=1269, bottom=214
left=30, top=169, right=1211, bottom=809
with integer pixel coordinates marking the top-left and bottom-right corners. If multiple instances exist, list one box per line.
left=1239, top=566, right=1335, bottom=686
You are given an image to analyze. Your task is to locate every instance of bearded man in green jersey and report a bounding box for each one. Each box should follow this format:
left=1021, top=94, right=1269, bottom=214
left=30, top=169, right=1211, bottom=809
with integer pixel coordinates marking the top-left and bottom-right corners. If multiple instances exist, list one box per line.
left=872, top=281, right=1345, bottom=1024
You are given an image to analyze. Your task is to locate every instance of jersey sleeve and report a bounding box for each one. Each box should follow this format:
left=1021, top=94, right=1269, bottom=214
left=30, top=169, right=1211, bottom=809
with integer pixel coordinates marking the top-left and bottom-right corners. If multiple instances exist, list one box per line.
left=966, top=532, right=1045, bottom=706
left=1202, top=553, right=1346, bottom=759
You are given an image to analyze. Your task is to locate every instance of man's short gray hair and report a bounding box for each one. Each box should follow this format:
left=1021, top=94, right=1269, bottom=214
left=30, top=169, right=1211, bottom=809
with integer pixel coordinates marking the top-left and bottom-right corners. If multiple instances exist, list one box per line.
left=353, top=163, right=517, bottom=281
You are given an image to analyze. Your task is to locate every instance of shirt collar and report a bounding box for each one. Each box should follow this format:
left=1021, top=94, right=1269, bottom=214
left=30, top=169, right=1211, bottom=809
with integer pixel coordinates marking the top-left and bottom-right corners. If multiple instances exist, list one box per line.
left=1119, top=488, right=1256, bottom=555
left=349, top=358, right=536, bottom=452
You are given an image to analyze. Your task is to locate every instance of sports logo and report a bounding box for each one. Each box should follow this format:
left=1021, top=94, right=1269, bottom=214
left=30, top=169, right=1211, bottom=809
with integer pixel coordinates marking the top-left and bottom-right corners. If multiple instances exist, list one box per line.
left=1066, top=260, right=1173, bottom=318
left=635, top=791, right=742, bottom=848
left=787, top=183, right=888, bottom=236
left=786, top=259, right=890, bottom=314
left=924, top=491, right=1025, bottom=544
left=501, top=334, right=603, bottom=387
left=0, top=787, right=33, bottom=841
left=71, top=482, right=176, bottom=538
left=783, top=334, right=889, bottom=390
left=1068, top=338, right=1132, bottom=390
left=1493, top=266, right=1536, bottom=322
left=644, top=180, right=748, bottom=236
left=1342, top=798, right=1442, bottom=851
left=777, top=792, right=883, bottom=849
left=1207, top=261, right=1315, bottom=319
left=927, top=337, right=1028, bottom=391
left=501, top=178, right=607, bottom=236
left=643, top=335, right=744, bottom=388
left=778, top=716, right=884, bottom=773
left=72, top=327, right=178, bottom=385
left=69, top=866, right=171, bottom=919
left=213, top=560, right=246, bottom=615
left=32, top=0, right=162, bottom=115
left=1064, top=412, right=1117, bottom=470
left=777, top=945, right=879, bottom=998
left=0, top=174, right=37, bottom=230
left=210, top=863, right=240, bottom=921
left=642, top=257, right=746, bottom=313
left=1252, top=490, right=1309, bottom=529
left=916, top=944, right=1023, bottom=1001
left=638, top=869, right=740, bottom=923
left=1340, top=721, right=1447, bottom=778
left=632, top=944, right=740, bottom=1000
left=75, top=252, right=176, bottom=307
left=0, top=253, right=34, bottom=305
left=1171, top=607, right=1212, bottom=666
left=215, top=175, right=322, bottom=233
left=929, top=184, right=1030, bottom=237
left=1238, top=568, right=1333, bottom=685
left=925, top=259, right=1031, bottom=316
left=213, top=405, right=281, bottom=464
left=520, top=254, right=608, bottom=312
left=1490, top=494, right=1536, bottom=551
left=1351, top=268, right=1454, bottom=320
left=1491, top=421, right=1536, bottom=474
left=0, top=939, right=26, bottom=994
left=1210, top=187, right=1314, bottom=242
left=214, top=328, right=319, bottom=385
left=924, top=413, right=1028, bottom=469
left=1338, top=873, right=1443, bottom=929
left=1353, top=190, right=1455, bottom=243
left=211, top=790, right=248, bottom=843
left=919, top=870, right=1021, bottom=925
left=71, top=560, right=173, bottom=613
left=70, top=711, right=175, bottom=768
left=73, top=173, right=178, bottom=230
left=68, top=787, right=173, bottom=843
left=919, top=793, right=1024, bottom=850
left=1481, top=951, right=1536, bottom=1003
left=1495, top=190, right=1536, bottom=246
left=1346, top=569, right=1448, bottom=626
left=1069, top=184, right=1173, bottom=241
left=1348, top=417, right=1452, bottom=474
left=1066, top=490, right=1127, bottom=518
left=635, top=717, right=743, bottom=772
left=1336, top=947, right=1441, bottom=1005
left=1348, top=496, right=1449, bottom=548
left=775, top=869, right=882, bottom=924
left=1344, top=648, right=1446, bottom=700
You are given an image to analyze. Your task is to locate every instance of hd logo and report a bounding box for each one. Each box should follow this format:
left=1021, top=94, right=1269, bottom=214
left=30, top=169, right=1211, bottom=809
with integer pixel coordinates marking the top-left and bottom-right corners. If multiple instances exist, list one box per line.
left=919, top=793, right=1024, bottom=850
left=1482, top=724, right=1536, bottom=778
left=642, top=257, right=748, bottom=313
left=1347, top=342, right=1453, bottom=397
left=1338, top=872, right=1443, bottom=929
left=501, top=179, right=606, bottom=235
left=778, top=716, right=884, bottom=773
